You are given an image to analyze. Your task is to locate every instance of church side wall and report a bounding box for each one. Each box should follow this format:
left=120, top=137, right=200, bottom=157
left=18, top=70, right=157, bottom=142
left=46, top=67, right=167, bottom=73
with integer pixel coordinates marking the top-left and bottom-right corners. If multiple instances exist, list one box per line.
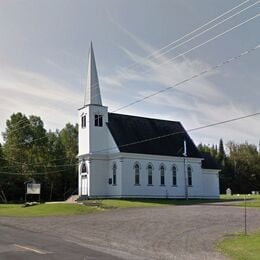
left=187, top=161, right=204, bottom=198
left=107, top=159, right=122, bottom=197
left=88, top=159, right=109, bottom=197
left=202, top=169, right=220, bottom=198
left=80, top=155, right=219, bottom=199
left=119, top=157, right=205, bottom=198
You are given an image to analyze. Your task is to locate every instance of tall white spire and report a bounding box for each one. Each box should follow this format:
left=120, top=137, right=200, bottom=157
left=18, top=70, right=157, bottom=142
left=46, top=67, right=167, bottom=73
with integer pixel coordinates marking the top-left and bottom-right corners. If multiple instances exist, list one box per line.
left=84, top=42, right=102, bottom=106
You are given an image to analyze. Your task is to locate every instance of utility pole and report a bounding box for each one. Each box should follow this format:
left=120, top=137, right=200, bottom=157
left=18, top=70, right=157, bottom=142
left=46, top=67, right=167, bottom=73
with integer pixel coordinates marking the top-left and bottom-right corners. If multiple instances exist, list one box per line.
left=244, top=194, right=247, bottom=235
left=183, top=140, right=188, bottom=200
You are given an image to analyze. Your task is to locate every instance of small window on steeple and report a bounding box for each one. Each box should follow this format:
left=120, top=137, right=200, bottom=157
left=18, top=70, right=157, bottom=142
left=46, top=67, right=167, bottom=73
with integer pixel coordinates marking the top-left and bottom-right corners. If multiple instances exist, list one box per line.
left=81, top=115, right=86, bottom=128
left=94, top=114, right=103, bottom=127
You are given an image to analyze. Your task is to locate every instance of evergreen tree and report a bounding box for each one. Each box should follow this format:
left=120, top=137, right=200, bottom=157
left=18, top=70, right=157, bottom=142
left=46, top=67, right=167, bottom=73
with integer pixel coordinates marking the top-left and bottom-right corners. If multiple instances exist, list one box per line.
left=217, top=138, right=226, bottom=166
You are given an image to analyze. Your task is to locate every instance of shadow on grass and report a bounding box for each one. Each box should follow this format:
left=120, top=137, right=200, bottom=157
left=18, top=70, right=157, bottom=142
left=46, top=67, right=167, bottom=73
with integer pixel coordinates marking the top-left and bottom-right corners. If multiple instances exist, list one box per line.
left=98, top=198, right=252, bottom=207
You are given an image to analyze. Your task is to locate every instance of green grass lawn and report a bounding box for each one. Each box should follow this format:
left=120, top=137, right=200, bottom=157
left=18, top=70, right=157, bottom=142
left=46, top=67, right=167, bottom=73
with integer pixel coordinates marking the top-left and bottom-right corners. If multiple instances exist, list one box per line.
left=220, top=194, right=260, bottom=200
left=217, top=233, right=260, bottom=260
left=0, top=203, right=101, bottom=217
left=1, top=195, right=259, bottom=217
left=220, top=194, right=260, bottom=208
left=0, top=199, right=220, bottom=217
left=90, top=198, right=222, bottom=209
left=100, top=199, right=173, bottom=208
left=101, top=195, right=260, bottom=209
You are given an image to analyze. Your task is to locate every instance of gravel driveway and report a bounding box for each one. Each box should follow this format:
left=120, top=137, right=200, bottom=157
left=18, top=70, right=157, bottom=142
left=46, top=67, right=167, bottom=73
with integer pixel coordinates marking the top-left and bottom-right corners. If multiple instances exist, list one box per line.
left=1, top=203, right=260, bottom=259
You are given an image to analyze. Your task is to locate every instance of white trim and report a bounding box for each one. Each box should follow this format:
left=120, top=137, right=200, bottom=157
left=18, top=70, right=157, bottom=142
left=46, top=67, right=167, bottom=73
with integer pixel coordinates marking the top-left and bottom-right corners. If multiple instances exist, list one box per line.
left=78, top=152, right=203, bottom=163
left=202, top=169, right=220, bottom=174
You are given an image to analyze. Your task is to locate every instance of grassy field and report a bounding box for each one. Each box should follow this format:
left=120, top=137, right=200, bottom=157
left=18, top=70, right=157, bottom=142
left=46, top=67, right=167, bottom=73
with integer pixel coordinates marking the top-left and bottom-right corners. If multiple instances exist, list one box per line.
left=218, top=196, right=260, bottom=259
left=220, top=194, right=260, bottom=200
left=83, top=198, right=228, bottom=210
left=220, top=194, right=260, bottom=208
left=99, top=198, right=221, bottom=208
left=1, top=195, right=259, bottom=217
left=0, top=199, right=221, bottom=217
left=0, top=203, right=101, bottom=217
left=217, top=233, right=260, bottom=260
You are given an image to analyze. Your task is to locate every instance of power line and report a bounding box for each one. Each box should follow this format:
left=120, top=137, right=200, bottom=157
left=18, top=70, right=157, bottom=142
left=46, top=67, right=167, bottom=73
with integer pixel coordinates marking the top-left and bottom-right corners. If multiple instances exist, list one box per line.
left=2, top=111, right=260, bottom=170
left=140, top=14, right=259, bottom=75
left=0, top=150, right=78, bottom=165
left=0, top=168, right=74, bottom=175
left=114, top=44, right=260, bottom=113
left=0, top=162, right=78, bottom=169
left=143, top=1, right=259, bottom=65
left=4, top=13, right=259, bottom=138
left=81, top=39, right=260, bottom=124
left=8, top=118, right=29, bottom=129
left=6, top=122, right=34, bottom=135
left=77, top=3, right=259, bottom=108
left=120, top=0, right=253, bottom=70
left=2, top=44, right=259, bottom=151
left=93, top=112, right=260, bottom=154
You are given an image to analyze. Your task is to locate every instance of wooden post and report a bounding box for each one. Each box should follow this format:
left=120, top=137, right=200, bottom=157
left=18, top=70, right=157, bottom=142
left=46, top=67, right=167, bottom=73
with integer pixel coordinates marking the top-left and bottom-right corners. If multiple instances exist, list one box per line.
left=244, top=194, right=247, bottom=235
left=49, top=182, right=54, bottom=201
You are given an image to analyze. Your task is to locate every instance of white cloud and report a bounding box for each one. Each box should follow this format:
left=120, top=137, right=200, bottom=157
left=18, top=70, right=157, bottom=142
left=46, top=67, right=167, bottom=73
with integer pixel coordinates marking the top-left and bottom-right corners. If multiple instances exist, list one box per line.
left=0, top=24, right=259, bottom=147
left=98, top=26, right=260, bottom=146
left=0, top=68, right=82, bottom=142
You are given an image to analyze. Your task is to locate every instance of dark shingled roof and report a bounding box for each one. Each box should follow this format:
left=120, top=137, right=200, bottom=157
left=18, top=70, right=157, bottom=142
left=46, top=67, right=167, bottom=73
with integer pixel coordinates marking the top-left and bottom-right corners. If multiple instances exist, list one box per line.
left=107, top=113, right=202, bottom=158
left=201, top=152, right=220, bottom=170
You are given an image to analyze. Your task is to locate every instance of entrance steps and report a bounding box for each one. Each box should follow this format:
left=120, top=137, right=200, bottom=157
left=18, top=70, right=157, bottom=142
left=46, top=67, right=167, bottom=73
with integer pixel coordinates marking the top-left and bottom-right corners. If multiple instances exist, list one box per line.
left=77, top=195, right=89, bottom=201
left=66, top=194, right=80, bottom=203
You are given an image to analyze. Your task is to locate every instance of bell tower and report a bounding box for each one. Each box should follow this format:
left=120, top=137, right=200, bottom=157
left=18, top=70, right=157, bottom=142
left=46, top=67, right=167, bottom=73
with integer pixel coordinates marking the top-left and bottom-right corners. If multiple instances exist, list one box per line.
left=78, top=42, right=108, bottom=157
left=78, top=42, right=109, bottom=197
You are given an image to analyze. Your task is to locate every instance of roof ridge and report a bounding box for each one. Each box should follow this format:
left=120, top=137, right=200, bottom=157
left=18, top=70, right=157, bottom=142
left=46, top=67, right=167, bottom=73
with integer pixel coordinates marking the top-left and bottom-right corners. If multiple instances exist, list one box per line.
left=108, top=112, right=181, bottom=124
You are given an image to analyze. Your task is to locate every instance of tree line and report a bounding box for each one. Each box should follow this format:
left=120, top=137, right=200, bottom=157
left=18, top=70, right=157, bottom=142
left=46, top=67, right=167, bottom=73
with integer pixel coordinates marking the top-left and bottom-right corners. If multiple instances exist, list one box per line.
left=0, top=113, right=78, bottom=202
left=198, top=139, right=260, bottom=194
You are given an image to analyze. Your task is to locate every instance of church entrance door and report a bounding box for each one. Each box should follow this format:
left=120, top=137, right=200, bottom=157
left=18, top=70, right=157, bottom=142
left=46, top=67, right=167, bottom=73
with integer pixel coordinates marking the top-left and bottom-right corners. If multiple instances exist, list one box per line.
left=81, top=175, right=88, bottom=195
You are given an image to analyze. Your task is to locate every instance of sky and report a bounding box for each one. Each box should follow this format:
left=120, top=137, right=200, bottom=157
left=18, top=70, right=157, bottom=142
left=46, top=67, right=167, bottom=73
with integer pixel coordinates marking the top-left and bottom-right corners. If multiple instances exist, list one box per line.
left=0, top=0, right=259, bottom=148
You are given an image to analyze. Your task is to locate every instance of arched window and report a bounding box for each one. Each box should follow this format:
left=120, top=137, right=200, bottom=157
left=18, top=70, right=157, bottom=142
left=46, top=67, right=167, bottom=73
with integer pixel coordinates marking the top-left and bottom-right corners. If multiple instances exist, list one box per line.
left=160, top=164, right=165, bottom=186
left=172, top=165, right=177, bottom=186
left=113, top=163, right=117, bottom=185
left=147, top=163, right=153, bottom=185
left=134, top=163, right=140, bottom=185
left=81, top=114, right=86, bottom=128
left=187, top=166, right=192, bottom=186
left=81, top=162, right=87, bottom=174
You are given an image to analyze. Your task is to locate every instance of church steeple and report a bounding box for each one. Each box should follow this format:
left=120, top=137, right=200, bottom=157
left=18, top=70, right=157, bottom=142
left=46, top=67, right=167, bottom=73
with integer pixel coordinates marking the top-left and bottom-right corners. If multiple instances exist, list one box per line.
left=84, top=42, right=102, bottom=106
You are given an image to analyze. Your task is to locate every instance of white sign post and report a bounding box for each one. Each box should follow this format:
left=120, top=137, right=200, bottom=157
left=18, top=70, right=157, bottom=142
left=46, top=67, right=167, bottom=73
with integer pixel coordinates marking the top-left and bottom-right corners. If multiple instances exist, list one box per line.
left=27, top=183, right=41, bottom=195
left=25, top=183, right=41, bottom=202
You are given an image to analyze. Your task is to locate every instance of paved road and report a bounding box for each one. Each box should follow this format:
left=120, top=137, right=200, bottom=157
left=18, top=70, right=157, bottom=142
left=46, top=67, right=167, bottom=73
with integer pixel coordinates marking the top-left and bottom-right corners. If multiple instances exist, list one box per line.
left=0, top=223, right=121, bottom=259
left=1, top=203, right=260, bottom=259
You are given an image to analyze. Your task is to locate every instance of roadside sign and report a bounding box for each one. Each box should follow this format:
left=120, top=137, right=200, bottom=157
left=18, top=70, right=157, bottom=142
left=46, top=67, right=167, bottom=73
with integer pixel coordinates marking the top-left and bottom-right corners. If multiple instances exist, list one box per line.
left=26, top=183, right=41, bottom=195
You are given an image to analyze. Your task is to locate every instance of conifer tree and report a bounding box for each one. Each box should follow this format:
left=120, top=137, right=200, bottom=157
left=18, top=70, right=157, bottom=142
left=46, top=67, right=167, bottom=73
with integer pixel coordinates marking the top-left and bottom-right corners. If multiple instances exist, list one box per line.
left=217, top=138, right=226, bottom=166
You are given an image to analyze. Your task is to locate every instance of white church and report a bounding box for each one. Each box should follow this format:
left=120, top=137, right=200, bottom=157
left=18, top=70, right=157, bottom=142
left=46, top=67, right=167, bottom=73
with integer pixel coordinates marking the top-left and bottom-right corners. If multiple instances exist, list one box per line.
left=78, top=43, right=220, bottom=199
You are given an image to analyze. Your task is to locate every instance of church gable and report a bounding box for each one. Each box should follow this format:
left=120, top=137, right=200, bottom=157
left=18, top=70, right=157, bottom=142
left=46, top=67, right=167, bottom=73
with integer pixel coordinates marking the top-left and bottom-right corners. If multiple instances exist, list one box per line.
left=107, top=113, right=202, bottom=158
